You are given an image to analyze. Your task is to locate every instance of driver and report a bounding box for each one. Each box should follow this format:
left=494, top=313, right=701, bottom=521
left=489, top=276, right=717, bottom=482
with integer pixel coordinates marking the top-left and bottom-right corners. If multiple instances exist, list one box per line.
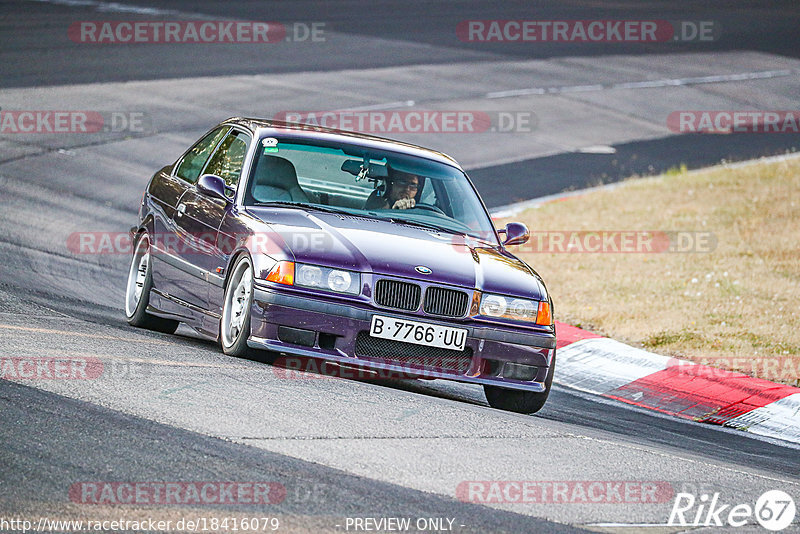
left=374, top=169, right=420, bottom=210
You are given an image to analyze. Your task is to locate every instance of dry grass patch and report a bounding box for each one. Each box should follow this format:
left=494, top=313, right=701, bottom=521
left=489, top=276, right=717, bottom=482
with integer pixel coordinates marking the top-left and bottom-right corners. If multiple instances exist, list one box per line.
left=500, top=156, right=800, bottom=386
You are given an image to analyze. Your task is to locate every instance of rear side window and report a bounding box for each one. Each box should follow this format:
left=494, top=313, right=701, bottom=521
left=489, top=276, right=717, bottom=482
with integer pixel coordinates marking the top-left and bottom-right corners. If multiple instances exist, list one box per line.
left=204, top=130, right=251, bottom=190
left=175, top=127, right=229, bottom=184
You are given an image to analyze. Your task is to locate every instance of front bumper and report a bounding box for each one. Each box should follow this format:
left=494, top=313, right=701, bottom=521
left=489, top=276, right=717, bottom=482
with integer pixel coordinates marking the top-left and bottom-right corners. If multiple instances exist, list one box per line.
left=248, top=285, right=555, bottom=392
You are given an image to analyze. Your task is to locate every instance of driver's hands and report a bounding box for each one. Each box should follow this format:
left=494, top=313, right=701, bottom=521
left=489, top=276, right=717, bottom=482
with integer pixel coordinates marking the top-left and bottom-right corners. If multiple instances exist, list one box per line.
left=392, top=198, right=415, bottom=210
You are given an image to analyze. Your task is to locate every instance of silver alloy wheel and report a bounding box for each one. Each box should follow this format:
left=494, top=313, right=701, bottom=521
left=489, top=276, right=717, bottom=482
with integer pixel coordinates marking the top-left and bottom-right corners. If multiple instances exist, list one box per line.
left=221, top=257, right=253, bottom=348
left=125, top=236, right=150, bottom=318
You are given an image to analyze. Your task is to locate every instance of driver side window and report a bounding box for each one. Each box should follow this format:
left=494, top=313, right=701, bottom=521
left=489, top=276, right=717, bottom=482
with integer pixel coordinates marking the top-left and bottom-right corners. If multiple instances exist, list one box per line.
left=175, top=127, right=228, bottom=184
left=204, top=130, right=251, bottom=190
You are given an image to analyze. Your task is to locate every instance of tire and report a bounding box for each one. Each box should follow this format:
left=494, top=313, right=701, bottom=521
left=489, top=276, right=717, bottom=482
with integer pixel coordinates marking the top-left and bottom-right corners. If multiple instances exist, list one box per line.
left=483, top=353, right=556, bottom=414
left=220, top=254, right=254, bottom=357
left=124, top=232, right=180, bottom=334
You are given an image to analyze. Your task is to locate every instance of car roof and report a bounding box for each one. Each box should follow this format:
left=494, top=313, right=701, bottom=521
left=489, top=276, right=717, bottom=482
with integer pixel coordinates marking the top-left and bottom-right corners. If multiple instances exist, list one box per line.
left=221, top=117, right=464, bottom=171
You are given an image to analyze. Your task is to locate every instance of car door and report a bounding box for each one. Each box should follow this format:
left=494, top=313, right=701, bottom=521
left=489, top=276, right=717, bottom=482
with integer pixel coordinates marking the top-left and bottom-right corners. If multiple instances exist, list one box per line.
left=150, top=126, right=229, bottom=317
left=171, top=128, right=251, bottom=331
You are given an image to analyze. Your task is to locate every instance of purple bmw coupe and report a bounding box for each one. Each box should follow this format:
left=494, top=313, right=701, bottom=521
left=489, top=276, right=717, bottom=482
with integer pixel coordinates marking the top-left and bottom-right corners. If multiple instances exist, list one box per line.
left=125, top=118, right=556, bottom=413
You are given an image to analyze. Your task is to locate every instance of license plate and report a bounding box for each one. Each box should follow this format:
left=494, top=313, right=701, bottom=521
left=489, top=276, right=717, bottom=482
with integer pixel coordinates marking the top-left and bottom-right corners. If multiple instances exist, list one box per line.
left=369, top=315, right=468, bottom=351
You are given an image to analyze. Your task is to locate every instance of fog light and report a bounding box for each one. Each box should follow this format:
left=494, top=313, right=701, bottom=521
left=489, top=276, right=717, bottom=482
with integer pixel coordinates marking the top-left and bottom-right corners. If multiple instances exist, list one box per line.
left=503, top=362, right=538, bottom=381
left=277, top=325, right=316, bottom=347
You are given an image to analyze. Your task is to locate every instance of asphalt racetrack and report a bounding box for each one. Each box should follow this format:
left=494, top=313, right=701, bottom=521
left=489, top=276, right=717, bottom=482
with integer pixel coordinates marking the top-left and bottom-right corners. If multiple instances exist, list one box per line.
left=1, top=1, right=799, bottom=532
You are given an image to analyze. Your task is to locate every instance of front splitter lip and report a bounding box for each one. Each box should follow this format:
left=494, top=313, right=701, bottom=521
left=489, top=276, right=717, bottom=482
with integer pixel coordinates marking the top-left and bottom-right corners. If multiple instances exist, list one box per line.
left=247, top=336, right=547, bottom=393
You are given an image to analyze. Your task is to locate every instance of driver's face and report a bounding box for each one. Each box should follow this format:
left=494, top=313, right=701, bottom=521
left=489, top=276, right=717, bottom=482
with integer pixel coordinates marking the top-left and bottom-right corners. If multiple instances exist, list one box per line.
left=388, top=176, right=419, bottom=202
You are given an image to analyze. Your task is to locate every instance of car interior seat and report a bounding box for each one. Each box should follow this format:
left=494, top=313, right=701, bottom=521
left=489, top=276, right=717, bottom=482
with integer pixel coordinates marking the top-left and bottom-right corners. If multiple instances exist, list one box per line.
left=251, top=155, right=309, bottom=203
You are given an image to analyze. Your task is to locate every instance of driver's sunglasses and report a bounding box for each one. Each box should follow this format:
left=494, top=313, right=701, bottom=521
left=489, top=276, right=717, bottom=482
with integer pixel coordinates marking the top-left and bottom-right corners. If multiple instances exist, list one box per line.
left=395, top=181, right=419, bottom=190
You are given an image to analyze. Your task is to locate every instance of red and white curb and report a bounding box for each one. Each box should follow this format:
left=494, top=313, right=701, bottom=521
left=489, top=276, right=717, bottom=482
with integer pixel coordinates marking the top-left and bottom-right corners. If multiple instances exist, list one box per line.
left=554, top=321, right=800, bottom=445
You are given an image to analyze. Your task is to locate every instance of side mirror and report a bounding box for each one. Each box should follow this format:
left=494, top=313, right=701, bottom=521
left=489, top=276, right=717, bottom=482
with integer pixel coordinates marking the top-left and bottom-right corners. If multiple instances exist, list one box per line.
left=499, top=222, right=529, bottom=246
left=197, top=174, right=230, bottom=202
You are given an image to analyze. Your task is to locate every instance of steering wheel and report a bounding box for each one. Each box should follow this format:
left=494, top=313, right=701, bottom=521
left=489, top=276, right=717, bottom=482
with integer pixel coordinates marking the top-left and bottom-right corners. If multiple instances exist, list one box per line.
left=412, top=202, right=446, bottom=215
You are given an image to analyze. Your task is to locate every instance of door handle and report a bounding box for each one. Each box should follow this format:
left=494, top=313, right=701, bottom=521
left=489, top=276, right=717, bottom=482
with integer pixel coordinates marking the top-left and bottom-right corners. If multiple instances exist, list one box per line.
left=176, top=203, right=186, bottom=216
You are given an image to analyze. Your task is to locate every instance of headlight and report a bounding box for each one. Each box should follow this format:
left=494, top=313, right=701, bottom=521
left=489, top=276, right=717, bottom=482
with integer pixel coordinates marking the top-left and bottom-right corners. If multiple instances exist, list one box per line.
left=295, top=263, right=360, bottom=294
left=327, top=270, right=352, bottom=292
left=509, top=298, right=536, bottom=319
left=480, top=294, right=507, bottom=317
left=296, top=264, right=322, bottom=287
left=478, top=293, right=552, bottom=326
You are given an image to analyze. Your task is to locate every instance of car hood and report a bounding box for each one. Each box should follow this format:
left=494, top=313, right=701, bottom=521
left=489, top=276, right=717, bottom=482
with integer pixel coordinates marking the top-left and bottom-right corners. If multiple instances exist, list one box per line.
left=245, top=207, right=547, bottom=300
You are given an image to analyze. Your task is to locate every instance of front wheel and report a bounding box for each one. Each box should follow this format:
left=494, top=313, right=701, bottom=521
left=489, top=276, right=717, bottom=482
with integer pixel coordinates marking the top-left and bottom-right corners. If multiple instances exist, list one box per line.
left=124, top=232, right=179, bottom=334
left=484, top=354, right=555, bottom=414
left=221, top=255, right=254, bottom=357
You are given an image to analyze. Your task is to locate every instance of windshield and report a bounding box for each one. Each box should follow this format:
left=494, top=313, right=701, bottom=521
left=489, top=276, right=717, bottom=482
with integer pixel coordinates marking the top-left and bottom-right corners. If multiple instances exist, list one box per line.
left=243, top=137, right=497, bottom=241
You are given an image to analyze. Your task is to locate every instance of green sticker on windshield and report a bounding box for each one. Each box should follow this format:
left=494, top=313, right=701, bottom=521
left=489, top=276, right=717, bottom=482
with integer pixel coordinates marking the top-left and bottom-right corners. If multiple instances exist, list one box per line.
left=262, top=137, right=279, bottom=153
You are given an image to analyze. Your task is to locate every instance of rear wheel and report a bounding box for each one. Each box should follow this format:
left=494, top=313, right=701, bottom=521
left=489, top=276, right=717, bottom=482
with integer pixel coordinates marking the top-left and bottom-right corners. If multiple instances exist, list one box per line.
left=484, top=353, right=556, bottom=414
left=221, top=255, right=254, bottom=357
left=124, top=233, right=179, bottom=334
